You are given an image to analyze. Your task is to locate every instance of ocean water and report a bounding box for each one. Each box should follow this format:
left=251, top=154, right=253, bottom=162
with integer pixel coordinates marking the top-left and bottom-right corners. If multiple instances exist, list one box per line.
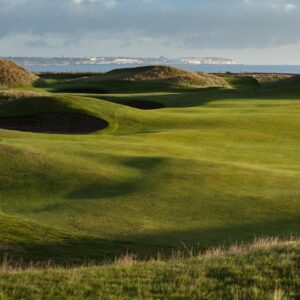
left=27, top=64, right=300, bottom=74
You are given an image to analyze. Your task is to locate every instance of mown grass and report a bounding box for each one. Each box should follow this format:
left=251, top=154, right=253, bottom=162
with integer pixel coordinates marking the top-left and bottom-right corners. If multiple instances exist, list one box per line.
left=0, top=69, right=299, bottom=257
left=0, top=65, right=299, bottom=297
left=0, top=237, right=298, bottom=299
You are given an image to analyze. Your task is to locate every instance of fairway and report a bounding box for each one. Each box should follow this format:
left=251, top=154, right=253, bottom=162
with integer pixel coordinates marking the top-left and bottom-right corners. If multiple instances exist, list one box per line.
left=0, top=66, right=299, bottom=263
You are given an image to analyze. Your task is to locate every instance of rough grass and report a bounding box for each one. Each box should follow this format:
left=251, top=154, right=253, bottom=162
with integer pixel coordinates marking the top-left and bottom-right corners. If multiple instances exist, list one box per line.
left=250, top=73, right=293, bottom=86
left=0, top=237, right=298, bottom=299
left=101, top=65, right=227, bottom=87
left=36, top=72, right=103, bottom=80
left=0, top=91, right=44, bottom=105
left=0, top=60, right=38, bottom=88
left=216, top=73, right=294, bottom=87
left=47, top=65, right=227, bottom=93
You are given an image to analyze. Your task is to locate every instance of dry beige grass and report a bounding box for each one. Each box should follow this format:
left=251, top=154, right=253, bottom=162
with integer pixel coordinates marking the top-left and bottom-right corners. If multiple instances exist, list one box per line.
left=197, top=236, right=299, bottom=259
left=0, top=90, right=43, bottom=105
left=0, top=236, right=297, bottom=272
left=100, top=65, right=227, bottom=87
left=0, top=237, right=297, bottom=300
left=0, top=60, right=38, bottom=88
left=251, top=73, right=293, bottom=85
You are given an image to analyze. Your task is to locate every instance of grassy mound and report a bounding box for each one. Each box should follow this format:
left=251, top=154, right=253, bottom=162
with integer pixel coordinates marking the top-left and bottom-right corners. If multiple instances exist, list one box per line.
left=48, top=66, right=227, bottom=93
left=251, top=73, right=293, bottom=86
left=0, top=237, right=298, bottom=299
left=0, top=60, right=38, bottom=88
left=101, top=65, right=226, bottom=87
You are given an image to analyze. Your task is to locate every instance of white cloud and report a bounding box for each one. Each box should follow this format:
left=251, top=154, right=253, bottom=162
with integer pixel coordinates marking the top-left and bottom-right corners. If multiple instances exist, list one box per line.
left=1, top=0, right=300, bottom=60
left=284, top=3, right=297, bottom=12
left=244, top=0, right=297, bottom=13
left=0, top=0, right=27, bottom=8
left=71, top=0, right=116, bottom=9
left=271, top=2, right=297, bottom=13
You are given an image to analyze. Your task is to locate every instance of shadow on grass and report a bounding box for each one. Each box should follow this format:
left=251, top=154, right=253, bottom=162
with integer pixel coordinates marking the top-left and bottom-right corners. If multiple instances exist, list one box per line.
left=67, top=157, right=164, bottom=200
left=122, top=100, right=165, bottom=110
left=123, top=217, right=300, bottom=250
left=33, top=72, right=300, bottom=109
left=93, top=76, right=300, bottom=109
left=118, top=89, right=300, bottom=108
left=1, top=216, right=298, bottom=266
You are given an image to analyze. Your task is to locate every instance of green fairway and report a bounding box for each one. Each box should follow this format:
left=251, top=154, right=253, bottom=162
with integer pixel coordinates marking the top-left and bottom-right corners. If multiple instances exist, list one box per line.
left=0, top=66, right=299, bottom=263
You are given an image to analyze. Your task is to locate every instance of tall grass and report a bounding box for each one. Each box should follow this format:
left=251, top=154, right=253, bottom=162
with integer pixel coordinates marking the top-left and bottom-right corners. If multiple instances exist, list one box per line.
left=0, top=91, right=44, bottom=105
left=0, top=60, right=38, bottom=88
left=0, top=236, right=298, bottom=271
left=0, top=237, right=298, bottom=299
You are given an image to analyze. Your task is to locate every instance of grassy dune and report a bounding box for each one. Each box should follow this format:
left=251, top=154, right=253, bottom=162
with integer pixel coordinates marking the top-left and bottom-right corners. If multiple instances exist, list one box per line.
left=0, top=60, right=38, bottom=88
left=39, top=65, right=227, bottom=93
left=0, top=65, right=299, bottom=297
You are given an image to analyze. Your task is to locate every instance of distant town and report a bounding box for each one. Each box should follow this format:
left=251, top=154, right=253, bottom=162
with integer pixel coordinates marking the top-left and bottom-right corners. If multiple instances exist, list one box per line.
left=1, top=56, right=237, bottom=67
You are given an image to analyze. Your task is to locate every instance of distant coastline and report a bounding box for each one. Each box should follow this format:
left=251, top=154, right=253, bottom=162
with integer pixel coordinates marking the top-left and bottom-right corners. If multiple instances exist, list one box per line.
left=2, top=56, right=299, bottom=73
left=0, top=56, right=236, bottom=67
left=25, top=64, right=300, bottom=74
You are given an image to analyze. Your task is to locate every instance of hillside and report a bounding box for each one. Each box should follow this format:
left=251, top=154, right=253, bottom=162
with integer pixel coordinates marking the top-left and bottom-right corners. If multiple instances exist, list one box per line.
left=251, top=73, right=293, bottom=86
left=0, top=60, right=38, bottom=88
left=48, top=65, right=227, bottom=93
left=101, top=65, right=226, bottom=86
left=0, top=89, right=299, bottom=253
left=0, top=238, right=298, bottom=299
left=0, top=63, right=299, bottom=299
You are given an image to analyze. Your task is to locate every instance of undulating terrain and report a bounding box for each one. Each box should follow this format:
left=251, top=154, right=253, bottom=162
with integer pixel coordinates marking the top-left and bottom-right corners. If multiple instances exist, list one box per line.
left=0, top=61, right=299, bottom=298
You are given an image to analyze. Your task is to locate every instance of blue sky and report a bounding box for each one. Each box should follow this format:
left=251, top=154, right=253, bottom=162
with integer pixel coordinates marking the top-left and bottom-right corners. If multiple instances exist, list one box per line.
left=1, top=0, right=300, bottom=64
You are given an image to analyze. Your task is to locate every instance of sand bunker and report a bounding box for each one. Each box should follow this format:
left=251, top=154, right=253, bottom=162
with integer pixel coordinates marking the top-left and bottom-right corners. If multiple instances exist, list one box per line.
left=0, top=112, right=108, bottom=134
left=123, top=100, right=165, bottom=110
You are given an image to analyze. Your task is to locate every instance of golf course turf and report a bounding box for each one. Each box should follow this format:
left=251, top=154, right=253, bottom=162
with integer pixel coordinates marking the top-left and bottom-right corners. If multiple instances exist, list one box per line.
left=0, top=63, right=299, bottom=298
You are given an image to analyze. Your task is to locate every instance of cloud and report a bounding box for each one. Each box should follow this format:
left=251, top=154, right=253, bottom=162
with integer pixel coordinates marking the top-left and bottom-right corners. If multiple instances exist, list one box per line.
left=284, top=3, right=297, bottom=12
left=0, top=0, right=28, bottom=8
left=270, top=3, right=297, bottom=13
left=25, top=39, right=53, bottom=48
left=0, top=0, right=300, bottom=54
left=244, top=0, right=297, bottom=13
left=71, top=0, right=116, bottom=8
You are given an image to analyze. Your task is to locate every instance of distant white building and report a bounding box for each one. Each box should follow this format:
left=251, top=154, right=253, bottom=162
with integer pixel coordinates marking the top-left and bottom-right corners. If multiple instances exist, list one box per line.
left=113, top=58, right=144, bottom=64
left=181, top=58, right=236, bottom=65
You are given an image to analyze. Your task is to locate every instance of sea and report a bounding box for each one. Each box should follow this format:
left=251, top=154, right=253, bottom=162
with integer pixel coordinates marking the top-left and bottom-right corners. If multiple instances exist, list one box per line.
left=26, top=64, right=300, bottom=74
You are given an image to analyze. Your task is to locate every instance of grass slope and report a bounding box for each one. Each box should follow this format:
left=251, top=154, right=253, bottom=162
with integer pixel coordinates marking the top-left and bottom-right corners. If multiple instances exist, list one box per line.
left=41, top=65, right=227, bottom=93
left=101, top=65, right=226, bottom=86
left=0, top=238, right=298, bottom=299
left=0, top=214, right=164, bottom=264
left=0, top=65, right=299, bottom=266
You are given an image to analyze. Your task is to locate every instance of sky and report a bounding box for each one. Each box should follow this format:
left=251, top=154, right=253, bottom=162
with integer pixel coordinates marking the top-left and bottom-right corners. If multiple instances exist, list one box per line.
left=0, top=0, right=300, bottom=64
